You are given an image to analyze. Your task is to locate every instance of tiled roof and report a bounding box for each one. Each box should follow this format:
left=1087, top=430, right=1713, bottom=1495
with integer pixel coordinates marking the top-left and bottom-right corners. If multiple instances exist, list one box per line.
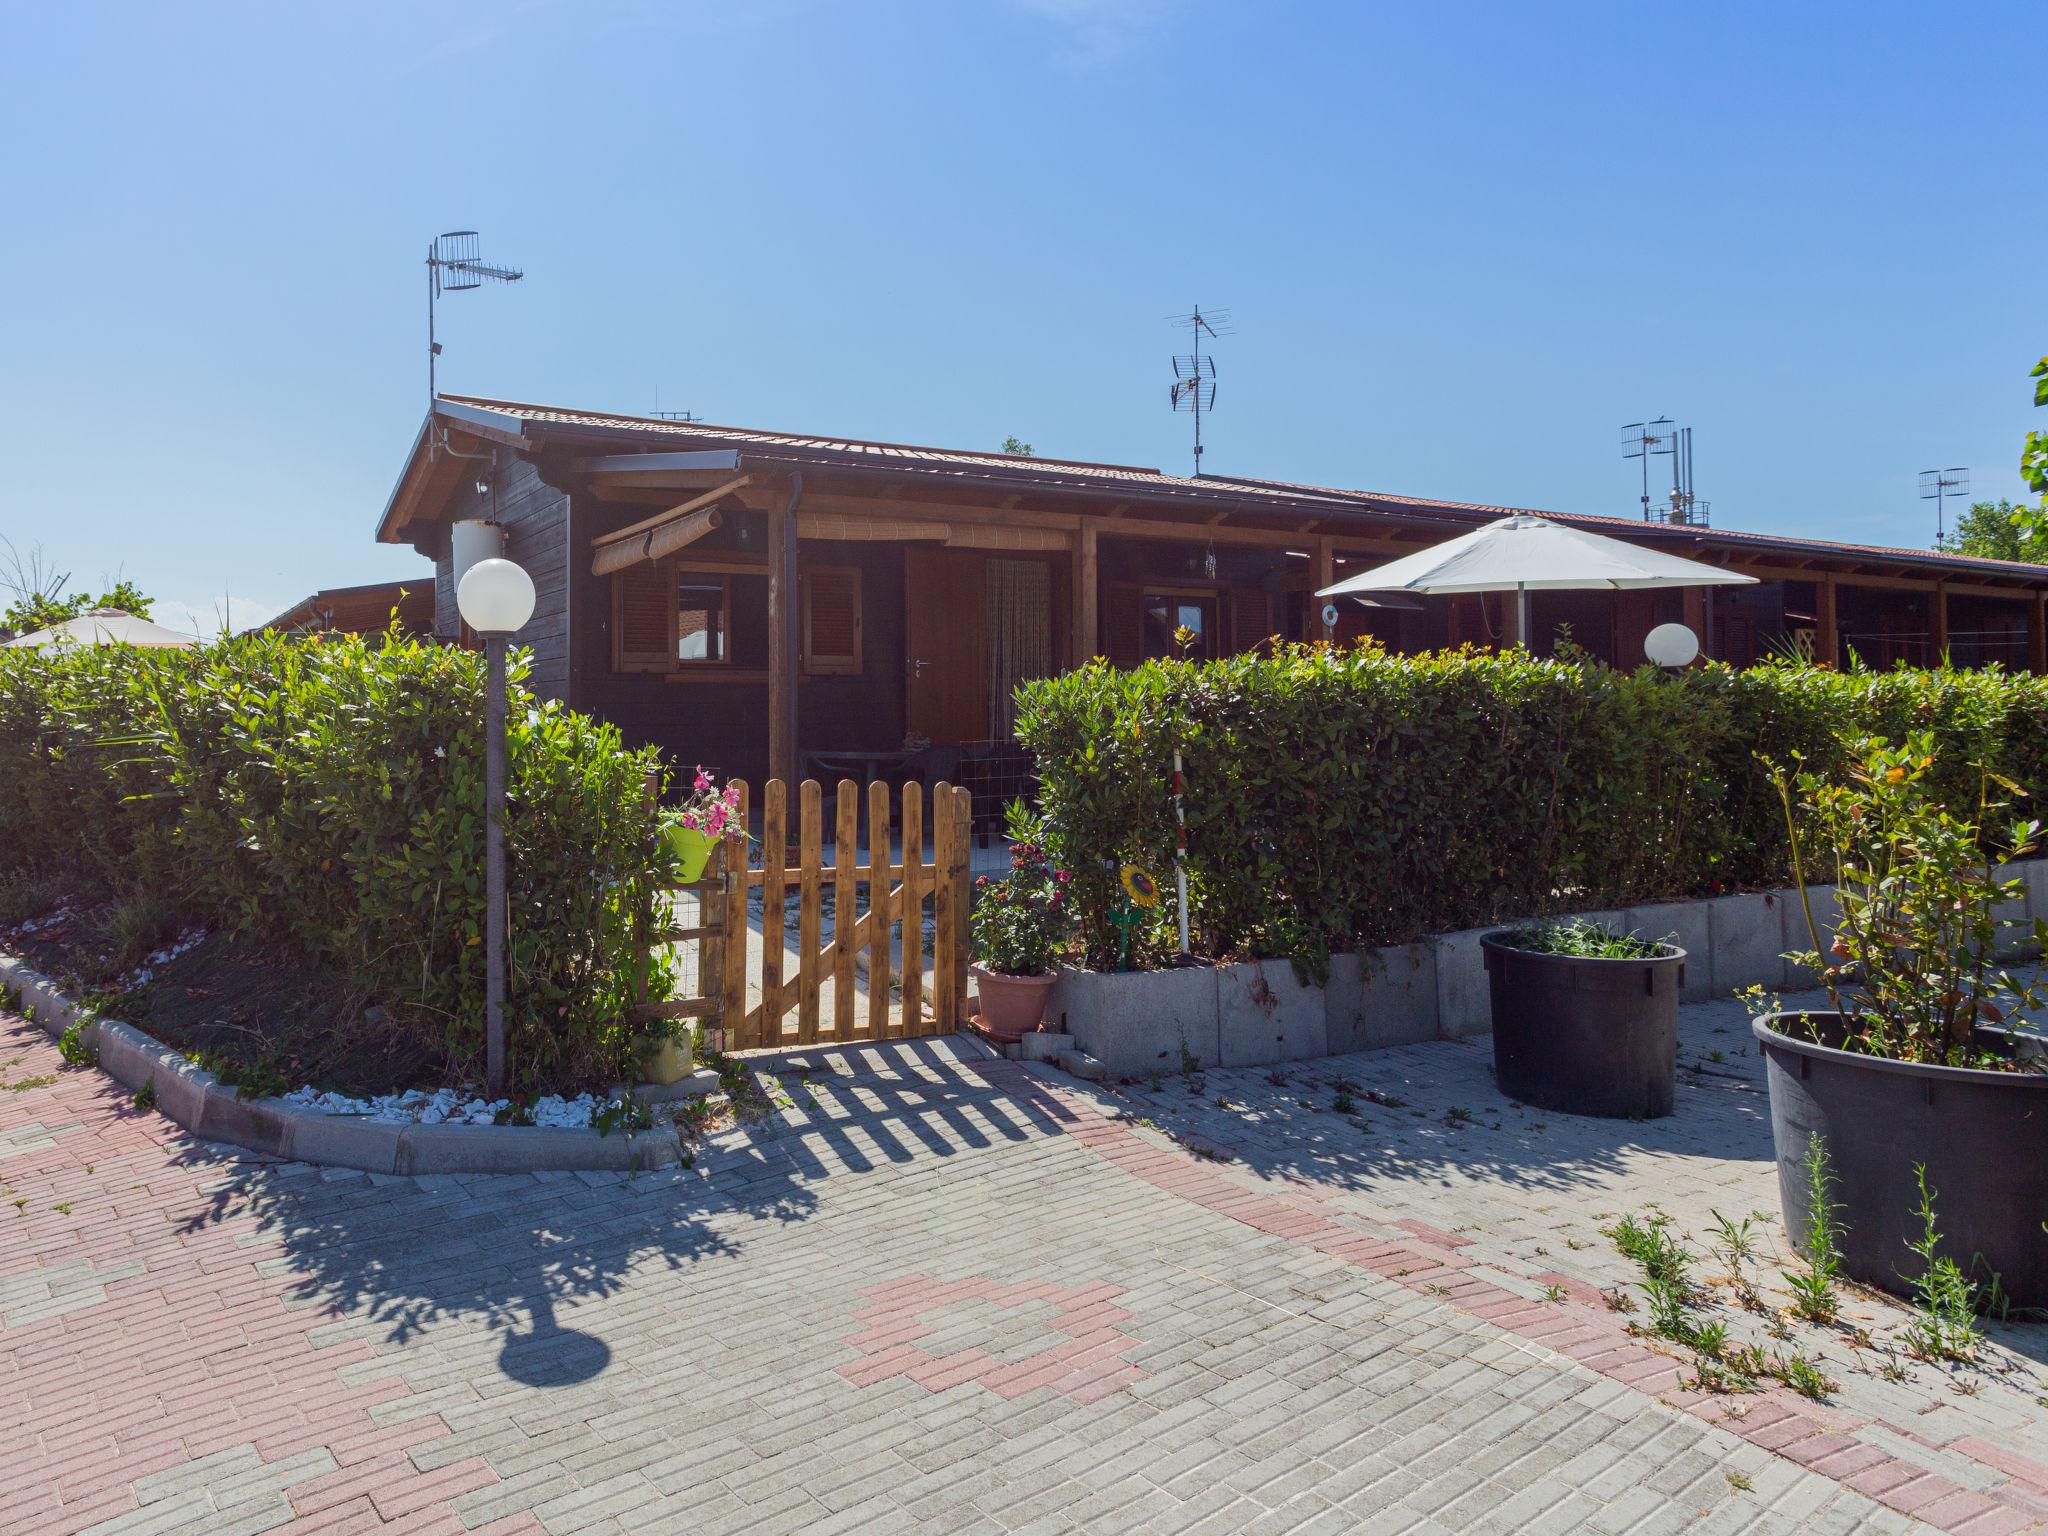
left=1215, top=472, right=2048, bottom=580
left=425, top=397, right=2046, bottom=585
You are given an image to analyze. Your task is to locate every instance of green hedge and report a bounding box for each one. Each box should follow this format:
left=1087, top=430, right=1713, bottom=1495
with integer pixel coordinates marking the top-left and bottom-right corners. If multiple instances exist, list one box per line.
left=0, top=630, right=672, bottom=1089
left=1014, top=646, right=2048, bottom=975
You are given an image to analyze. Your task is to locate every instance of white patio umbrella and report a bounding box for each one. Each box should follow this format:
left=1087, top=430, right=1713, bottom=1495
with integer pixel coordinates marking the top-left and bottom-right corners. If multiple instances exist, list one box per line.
left=3, top=607, right=199, bottom=650
left=1317, top=514, right=1756, bottom=648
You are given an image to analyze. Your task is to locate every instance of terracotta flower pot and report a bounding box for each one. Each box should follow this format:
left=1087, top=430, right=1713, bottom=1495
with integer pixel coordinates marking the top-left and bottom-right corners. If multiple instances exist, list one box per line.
left=972, top=964, right=1055, bottom=1043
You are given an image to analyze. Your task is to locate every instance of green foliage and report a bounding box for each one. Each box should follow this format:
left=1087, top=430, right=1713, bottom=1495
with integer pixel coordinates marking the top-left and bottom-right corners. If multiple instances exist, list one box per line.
left=0, top=629, right=673, bottom=1091
left=1785, top=1133, right=1843, bottom=1323
left=1947, top=500, right=2039, bottom=564
left=57, top=1019, right=96, bottom=1067
left=1496, top=919, right=1666, bottom=960
left=1770, top=733, right=2048, bottom=1068
left=1016, top=645, right=2048, bottom=973
left=1000, top=435, right=1034, bottom=457
left=2021, top=356, right=2048, bottom=539
left=1608, top=1210, right=1691, bottom=1289
left=1899, top=1165, right=1984, bottom=1362
left=1, top=578, right=155, bottom=636
left=133, top=1079, right=157, bottom=1111
left=969, top=805, right=1074, bottom=975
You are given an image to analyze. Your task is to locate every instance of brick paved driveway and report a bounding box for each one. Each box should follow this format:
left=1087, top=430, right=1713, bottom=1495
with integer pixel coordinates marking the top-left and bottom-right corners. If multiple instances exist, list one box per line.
left=2, top=991, right=2044, bottom=1535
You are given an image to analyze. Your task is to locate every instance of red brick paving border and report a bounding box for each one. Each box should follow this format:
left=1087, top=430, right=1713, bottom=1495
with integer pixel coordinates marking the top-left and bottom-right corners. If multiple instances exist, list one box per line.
left=972, top=1059, right=2048, bottom=1535
left=837, top=1273, right=1146, bottom=1404
left=0, top=1016, right=543, bottom=1536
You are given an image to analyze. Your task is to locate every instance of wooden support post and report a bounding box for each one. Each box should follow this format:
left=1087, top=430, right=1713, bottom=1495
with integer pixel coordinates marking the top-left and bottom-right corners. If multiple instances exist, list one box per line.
left=1314, top=537, right=1335, bottom=641
left=1682, top=586, right=1706, bottom=658
left=797, top=780, right=822, bottom=1044
left=2030, top=596, right=2046, bottom=676
left=1815, top=576, right=1840, bottom=668
left=1072, top=521, right=1099, bottom=662
left=834, top=779, right=858, bottom=1037
left=867, top=780, right=893, bottom=1037
left=719, top=780, right=751, bottom=1050
left=899, top=787, right=924, bottom=1033
left=933, top=781, right=960, bottom=1031
left=766, top=475, right=803, bottom=790
left=760, top=778, right=786, bottom=1049
left=1930, top=582, right=1949, bottom=663
left=947, top=786, right=971, bottom=1022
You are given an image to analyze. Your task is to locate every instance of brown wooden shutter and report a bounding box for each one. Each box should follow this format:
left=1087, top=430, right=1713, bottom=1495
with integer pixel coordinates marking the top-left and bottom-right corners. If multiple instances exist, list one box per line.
left=1105, top=581, right=1143, bottom=667
left=1229, top=589, right=1273, bottom=655
left=802, top=565, right=862, bottom=675
left=612, top=560, right=674, bottom=672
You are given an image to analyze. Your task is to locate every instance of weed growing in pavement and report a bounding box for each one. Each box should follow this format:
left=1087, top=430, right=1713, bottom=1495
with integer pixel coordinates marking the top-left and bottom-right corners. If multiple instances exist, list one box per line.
left=1783, top=1133, right=1843, bottom=1324
left=6, top=1073, right=57, bottom=1092
left=1773, top=1352, right=1835, bottom=1400
left=1332, top=1089, right=1356, bottom=1115
left=1899, top=1165, right=1984, bottom=1363
left=1608, top=1210, right=1691, bottom=1289
left=1726, top=1471, right=1754, bottom=1493
left=1542, top=1283, right=1568, bottom=1303
left=591, top=1094, right=653, bottom=1138
left=57, top=1019, right=96, bottom=1068
left=52, top=1202, right=70, bottom=1215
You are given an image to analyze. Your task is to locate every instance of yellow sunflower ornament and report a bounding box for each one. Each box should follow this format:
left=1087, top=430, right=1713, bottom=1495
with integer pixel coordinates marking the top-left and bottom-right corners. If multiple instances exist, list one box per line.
left=1120, top=864, right=1160, bottom=908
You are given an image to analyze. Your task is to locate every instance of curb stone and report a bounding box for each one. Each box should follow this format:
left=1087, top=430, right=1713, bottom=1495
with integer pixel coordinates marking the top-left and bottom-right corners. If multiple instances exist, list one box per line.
left=0, top=951, right=688, bottom=1175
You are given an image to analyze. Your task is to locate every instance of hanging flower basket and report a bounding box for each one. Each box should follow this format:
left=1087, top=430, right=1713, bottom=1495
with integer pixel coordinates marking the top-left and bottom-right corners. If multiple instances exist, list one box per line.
left=663, top=824, right=719, bottom=883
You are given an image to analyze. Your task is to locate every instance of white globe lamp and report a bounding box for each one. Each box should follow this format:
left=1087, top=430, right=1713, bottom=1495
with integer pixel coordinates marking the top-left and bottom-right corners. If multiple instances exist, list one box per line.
left=456, top=557, right=535, bottom=636
left=1644, top=621, right=1700, bottom=669
left=456, top=555, right=533, bottom=1098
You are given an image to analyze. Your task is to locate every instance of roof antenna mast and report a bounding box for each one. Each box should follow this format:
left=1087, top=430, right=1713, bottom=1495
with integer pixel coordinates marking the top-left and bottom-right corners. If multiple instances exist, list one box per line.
left=1919, top=467, right=1968, bottom=549
left=1169, top=305, right=1230, bottom=476
left=426, top=231, right=524, bottom=457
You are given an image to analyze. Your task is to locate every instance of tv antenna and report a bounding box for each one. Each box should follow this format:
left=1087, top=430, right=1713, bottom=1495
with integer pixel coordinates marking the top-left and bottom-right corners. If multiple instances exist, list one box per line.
left=1168, top=305, right=1230, bottom=476
left=1920, top=467, right=1968, bottom=548
left=1621, top=419, right=1697, bottom=523
left=426, top=231, right=523, bottom=453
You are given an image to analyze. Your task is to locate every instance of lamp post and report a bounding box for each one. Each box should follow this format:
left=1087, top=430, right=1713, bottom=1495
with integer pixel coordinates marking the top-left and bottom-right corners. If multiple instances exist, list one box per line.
left=455, top=557, right=536, bottom=1098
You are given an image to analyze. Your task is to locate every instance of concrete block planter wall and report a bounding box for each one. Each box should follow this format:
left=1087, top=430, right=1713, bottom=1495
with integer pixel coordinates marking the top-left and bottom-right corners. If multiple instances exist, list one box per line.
left=1707, top=890, right=1786, bottom=996
left=1327, top=945, right=1437, bottom=1052
left=1023, top=857, right=2048, bottom=1078
left=1217, top=961, right=1327, bottom=1066
left=0, top=954, right=691, bottom=1176
left=1432, top=928, right=1500, bottom=1040
left=1046, top=964, right=1218, bottom=1078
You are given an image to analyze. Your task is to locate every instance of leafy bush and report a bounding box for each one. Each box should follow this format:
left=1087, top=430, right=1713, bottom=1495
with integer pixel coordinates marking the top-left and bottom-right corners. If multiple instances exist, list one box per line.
left=0, top=629, right=672, bottom=1090
left=1770, top=732, right=2048, bottom=1068
left=1015, top=645, right=2048, bottom=973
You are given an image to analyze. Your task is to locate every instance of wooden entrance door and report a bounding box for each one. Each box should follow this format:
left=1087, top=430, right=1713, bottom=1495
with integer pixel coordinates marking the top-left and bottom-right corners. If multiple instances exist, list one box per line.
left=905, top=548, right=986, bottom=744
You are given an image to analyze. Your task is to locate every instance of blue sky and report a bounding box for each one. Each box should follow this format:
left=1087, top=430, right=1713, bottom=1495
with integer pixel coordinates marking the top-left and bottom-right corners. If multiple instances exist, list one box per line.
left=1, top=1, right=2041, bottom=634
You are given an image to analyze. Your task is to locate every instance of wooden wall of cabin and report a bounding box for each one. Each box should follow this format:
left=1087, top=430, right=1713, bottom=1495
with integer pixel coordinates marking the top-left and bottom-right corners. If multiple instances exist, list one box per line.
left=566, top=503, right=914, bottom=787
left=429, top=451, right=573, bottom=699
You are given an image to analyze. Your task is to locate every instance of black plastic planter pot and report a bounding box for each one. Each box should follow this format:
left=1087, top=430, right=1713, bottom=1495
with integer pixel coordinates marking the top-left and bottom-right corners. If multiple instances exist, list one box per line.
left=1481, top=934, right=1684, bottom=1119
left=1754, top=1012, right=2048, bottom=1307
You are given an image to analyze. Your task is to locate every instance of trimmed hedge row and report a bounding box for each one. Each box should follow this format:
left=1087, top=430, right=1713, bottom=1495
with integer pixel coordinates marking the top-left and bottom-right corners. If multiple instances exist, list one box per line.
left=0, top=631, right=672, bottom=1089
left=1014, top=646, right=2048, bottom=974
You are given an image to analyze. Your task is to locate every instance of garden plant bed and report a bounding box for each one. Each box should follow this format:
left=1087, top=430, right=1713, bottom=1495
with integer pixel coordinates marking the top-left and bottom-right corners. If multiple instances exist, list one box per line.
left=0, top=951, right=701, bottom=1175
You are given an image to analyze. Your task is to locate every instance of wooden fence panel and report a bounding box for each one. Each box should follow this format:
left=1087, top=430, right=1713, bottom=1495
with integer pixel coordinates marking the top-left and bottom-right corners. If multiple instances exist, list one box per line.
left=646, top=777, right=970, bottom=1053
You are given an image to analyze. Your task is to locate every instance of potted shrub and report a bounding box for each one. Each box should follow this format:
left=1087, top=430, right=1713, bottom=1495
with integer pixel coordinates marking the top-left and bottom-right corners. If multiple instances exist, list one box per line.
left=1755, top=733, right=2048, bottom=1305
left=1481, top=919, right=1686, bottom=1119
left=638, top=1018, right=694, bottom=1086
left=969, top=828, right=1072, bottom=1043
left=659, top=767, right=743, bottom=883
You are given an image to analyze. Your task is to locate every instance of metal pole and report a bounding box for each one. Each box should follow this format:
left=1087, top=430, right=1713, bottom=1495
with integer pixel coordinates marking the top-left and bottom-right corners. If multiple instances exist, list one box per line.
left=1515, top=584, right=1530, bottom=649
left=485, top=634, right=507, bottom=1097
left=1171, top=748, right=1191, bottom=956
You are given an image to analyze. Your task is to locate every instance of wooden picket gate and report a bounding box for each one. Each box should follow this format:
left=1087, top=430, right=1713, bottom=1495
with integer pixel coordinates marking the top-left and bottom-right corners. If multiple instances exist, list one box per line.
left=635, top=778, right=974, bottom=1053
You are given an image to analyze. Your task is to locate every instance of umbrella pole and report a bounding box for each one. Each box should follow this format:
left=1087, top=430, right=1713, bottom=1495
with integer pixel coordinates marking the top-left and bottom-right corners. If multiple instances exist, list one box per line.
left=1515, top=584, right=1530, bottom=650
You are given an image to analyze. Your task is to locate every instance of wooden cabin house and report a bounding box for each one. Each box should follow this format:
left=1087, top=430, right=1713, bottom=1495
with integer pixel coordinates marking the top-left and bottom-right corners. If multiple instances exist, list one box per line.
left=377, top=396, right=2048, bottom=792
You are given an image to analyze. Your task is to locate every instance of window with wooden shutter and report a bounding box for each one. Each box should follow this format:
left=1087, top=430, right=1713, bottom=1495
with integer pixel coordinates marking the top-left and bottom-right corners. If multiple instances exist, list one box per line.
left=802, top=565, right=862, bottom=676
left=612, top=560, right=675, bottom=672
left=1228, top=589, right=1273, bottom=656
